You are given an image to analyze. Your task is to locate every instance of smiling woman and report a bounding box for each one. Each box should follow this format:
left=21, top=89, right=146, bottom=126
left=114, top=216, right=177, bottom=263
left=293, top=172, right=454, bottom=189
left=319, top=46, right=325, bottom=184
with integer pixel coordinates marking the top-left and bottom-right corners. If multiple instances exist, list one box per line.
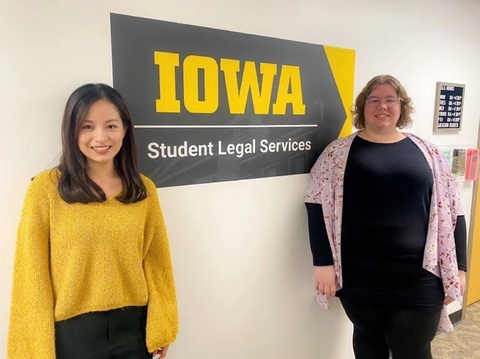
left=352, top=74, right=414, bottom=143
left=77, top=99, right=126, bottom=167
left=57, top=84, right=148, bottom=204
left=76, top=99, right=127, bottom=199
left=8, top=83, right=178, bottom=359
left=305, top=75, right=467, bottom=359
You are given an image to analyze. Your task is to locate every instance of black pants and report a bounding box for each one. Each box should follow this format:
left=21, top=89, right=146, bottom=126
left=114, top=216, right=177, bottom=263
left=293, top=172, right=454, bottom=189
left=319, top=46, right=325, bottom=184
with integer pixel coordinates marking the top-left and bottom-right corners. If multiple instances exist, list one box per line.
left=340, top=297, right=441, bottom=359
left=55, top=306, right=151, bottom=359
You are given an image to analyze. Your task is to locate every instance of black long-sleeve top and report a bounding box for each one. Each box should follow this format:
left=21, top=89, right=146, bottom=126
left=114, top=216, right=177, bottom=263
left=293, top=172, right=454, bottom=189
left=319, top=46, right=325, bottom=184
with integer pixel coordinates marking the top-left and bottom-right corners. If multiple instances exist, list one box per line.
left=306, top=136, right=467, bottom=310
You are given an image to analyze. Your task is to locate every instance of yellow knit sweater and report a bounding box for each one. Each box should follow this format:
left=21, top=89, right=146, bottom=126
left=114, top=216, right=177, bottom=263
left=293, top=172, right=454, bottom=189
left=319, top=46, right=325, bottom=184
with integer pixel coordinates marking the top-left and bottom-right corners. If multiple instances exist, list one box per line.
left=8, top=169, right=178, bottom=358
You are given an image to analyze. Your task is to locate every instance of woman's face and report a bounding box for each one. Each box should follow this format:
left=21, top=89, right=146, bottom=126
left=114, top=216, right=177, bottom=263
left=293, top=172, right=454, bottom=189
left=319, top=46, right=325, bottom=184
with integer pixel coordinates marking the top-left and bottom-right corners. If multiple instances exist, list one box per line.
left=77, top=99, right=126, bottom=170
left=363, top=84, right=401, bottom=132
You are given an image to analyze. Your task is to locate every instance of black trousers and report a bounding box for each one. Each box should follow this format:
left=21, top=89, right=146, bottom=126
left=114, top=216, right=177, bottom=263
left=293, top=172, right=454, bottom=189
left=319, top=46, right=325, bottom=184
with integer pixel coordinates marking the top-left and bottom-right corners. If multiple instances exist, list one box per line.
left=340, top=297, right=442, bottom=359
left=55, top=306, right=151, bottom=359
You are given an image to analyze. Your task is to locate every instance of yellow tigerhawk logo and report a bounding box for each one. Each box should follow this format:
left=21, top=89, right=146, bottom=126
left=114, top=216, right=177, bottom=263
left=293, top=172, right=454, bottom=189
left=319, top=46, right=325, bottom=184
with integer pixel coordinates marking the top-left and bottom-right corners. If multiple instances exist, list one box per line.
left=154, top=51, right=306, bottom=115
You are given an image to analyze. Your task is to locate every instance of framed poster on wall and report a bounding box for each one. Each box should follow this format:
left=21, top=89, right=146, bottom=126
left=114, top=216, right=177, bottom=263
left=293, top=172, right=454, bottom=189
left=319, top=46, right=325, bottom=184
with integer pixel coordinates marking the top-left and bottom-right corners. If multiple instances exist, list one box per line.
left=433, top=82, right=465, bottom=133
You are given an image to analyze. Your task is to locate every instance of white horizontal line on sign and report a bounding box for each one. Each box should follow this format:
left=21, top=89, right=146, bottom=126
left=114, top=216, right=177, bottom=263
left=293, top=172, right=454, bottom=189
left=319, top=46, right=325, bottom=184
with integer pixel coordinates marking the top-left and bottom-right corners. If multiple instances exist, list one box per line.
left=134, top=124, right=318, bottom=129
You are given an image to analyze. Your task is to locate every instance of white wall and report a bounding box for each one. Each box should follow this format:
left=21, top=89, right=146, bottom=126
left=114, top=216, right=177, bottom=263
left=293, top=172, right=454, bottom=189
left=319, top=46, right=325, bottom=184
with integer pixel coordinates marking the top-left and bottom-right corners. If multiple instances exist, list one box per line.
left=1, top=0, right=480, bottom=358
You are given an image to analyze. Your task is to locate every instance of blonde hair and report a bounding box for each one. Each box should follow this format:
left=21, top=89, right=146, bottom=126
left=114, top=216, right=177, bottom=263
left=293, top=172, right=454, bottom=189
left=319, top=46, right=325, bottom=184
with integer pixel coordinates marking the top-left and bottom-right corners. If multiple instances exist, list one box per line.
left=352, top=74, right=414, bottom=129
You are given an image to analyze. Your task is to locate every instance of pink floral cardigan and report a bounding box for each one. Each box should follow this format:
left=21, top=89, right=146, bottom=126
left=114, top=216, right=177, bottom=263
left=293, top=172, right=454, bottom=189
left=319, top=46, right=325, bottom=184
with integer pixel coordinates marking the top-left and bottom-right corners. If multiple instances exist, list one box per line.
left=305, top=132, right=464, bottom=332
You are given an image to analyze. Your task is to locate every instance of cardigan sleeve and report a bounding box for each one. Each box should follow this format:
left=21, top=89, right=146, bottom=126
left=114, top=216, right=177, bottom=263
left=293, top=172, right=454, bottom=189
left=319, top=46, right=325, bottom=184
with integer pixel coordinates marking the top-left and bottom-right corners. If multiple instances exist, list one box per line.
left=305, top=151, right=328, bottom=204
left=8, top=175, right=56, bottom=359
left=305, top=150, right=337, bottom=263
left=142, top=178, right=179, bottom=353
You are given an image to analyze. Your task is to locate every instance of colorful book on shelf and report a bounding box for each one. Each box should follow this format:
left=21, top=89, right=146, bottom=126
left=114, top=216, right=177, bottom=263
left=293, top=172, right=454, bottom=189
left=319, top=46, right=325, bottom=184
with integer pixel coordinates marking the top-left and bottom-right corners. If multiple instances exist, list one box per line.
left=465, top=148, right=479, bottom=181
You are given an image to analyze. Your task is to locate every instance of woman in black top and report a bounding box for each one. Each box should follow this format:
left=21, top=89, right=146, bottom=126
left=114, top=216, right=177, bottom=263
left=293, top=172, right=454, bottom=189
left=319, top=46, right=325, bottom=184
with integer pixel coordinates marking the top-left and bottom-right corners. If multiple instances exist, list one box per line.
left=305, top=75, right=467, bottom=359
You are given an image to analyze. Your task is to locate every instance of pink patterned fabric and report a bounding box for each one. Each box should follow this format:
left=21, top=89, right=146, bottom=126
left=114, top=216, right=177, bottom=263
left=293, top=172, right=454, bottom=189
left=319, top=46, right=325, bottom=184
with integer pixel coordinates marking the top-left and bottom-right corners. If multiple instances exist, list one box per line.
left=305, top=132, right=464, bottom=332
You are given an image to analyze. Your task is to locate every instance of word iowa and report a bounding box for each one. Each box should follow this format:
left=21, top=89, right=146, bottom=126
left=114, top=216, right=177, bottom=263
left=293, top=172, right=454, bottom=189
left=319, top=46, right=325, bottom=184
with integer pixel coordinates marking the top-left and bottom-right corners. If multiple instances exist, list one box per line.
left=154, top=51, right=306, bottom=115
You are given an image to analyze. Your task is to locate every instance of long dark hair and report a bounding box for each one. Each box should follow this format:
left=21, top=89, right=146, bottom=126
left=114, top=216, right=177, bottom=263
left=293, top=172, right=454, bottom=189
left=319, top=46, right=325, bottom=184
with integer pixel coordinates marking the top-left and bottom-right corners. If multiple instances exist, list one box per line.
left=58, top=83, right=147, bottom=204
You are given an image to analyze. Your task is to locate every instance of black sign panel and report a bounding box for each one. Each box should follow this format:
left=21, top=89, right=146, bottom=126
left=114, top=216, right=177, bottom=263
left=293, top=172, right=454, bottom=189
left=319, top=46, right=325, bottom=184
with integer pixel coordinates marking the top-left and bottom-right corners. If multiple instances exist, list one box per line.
left=434, top=82, right=465, bottom=132
left=111, top=13, right=354, bottom=187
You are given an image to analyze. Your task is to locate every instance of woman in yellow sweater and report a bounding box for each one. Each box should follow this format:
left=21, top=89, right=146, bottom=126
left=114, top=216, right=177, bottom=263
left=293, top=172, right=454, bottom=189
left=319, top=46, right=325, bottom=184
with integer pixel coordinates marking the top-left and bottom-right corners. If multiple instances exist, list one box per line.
left=8, top=83, right=178, bottom=359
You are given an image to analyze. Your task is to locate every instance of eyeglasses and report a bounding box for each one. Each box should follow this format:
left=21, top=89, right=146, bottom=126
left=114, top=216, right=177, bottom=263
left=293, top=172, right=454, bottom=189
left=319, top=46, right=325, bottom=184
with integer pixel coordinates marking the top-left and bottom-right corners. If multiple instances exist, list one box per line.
left=365, top=97, right=401, bottom=107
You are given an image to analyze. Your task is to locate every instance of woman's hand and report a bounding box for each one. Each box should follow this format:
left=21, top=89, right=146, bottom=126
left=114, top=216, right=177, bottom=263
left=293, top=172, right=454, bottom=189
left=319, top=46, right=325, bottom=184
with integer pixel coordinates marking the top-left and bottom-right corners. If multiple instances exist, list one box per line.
left=314, top=265, right=336, bottom=298
left=444, top=270, right=467, bottom=305
left=153, top=345, right=170, bottom=359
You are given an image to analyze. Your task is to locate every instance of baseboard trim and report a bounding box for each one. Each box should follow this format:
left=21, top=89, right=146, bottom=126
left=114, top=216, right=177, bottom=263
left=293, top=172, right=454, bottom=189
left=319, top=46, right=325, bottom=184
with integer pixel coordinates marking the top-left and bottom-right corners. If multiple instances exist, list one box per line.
left=450, top=309, right=462, bottom=326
